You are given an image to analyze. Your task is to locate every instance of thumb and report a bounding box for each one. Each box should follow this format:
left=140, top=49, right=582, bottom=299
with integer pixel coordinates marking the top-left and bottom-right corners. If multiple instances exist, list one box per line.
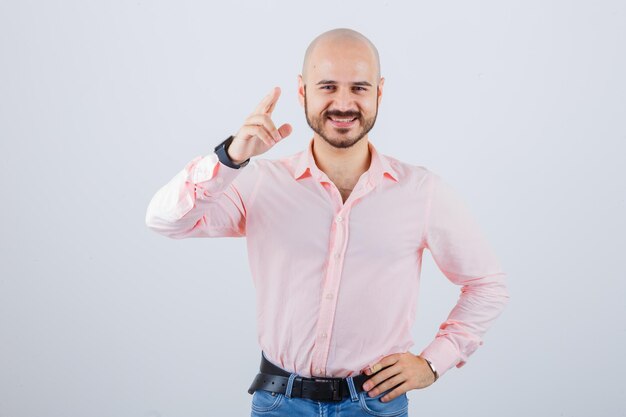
left=277, top=123, right=292, bottom=141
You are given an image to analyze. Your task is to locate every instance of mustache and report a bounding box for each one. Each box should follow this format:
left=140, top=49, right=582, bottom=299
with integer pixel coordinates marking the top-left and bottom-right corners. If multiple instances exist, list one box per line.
left=325, top=110, right=360, bottom=118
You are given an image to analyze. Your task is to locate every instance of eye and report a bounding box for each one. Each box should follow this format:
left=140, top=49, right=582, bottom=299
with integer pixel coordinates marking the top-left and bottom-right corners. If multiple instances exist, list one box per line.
left=353, top=86, right=367, bottom=91
left=320, top=85, right=335, bottom=90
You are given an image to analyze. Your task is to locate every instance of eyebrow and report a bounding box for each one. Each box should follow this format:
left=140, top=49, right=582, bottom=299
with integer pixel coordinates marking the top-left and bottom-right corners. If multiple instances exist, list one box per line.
left=316, top=80, right=373, bottom=87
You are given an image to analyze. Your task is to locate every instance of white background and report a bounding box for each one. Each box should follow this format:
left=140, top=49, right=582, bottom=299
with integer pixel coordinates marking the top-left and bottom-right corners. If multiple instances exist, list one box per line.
left=1, top=1, right=624, bottom=416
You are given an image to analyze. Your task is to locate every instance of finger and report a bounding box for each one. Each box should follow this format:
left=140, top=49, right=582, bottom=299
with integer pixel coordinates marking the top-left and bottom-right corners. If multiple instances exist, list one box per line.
left=265, top=86, right=281, bottom=115
left=369, top=363, right=383, bottom=374
left=362, top=365, right=396, bottom=391
left=380, top=382, right=410, bottom=403
left=253, top=86, right=281, bottom=115
left=239, top=124, right=275, bottom=147
left=276, top=123, right=292, bottom=140
left=368, top=374, right=404, bottom=398
left=244, top=114, right=280, bottom=142
left=252, top=88, right=276, bottom=115
left=369, top=354, right=399, bottom=373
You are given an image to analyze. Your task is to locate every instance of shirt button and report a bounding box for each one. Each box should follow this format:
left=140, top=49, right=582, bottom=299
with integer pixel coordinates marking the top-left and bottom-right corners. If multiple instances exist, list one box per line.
left=334, top=252, right=341, bottom=259
left=320, top=333, right=327, bottom=339
left=326, top=293, right=334, bottom=299
left=316, top=368, right=323, bottom=374
left=336, top=215, right=343, bottom=223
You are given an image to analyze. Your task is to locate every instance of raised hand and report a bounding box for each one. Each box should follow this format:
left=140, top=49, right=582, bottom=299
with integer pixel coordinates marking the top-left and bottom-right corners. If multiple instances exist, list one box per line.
left=227, top=86, right=293, bottom=164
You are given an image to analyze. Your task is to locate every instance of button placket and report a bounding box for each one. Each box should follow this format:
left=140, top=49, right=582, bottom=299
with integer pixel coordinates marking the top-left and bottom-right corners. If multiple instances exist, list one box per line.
left=315, top=210, right=351, bottom=377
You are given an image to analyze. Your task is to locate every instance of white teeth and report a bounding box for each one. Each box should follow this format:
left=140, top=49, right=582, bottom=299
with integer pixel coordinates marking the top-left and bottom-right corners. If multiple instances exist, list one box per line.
left=330, top=117, right=356, bottom=122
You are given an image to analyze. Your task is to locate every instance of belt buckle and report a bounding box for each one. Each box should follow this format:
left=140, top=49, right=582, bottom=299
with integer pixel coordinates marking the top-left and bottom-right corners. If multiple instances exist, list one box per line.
left=314, top=377, right=342, bottom=402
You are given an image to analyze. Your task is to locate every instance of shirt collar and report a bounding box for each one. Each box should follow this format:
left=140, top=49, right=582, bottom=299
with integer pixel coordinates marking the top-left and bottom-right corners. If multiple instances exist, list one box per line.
left=293, top=138, right=399, bottom=186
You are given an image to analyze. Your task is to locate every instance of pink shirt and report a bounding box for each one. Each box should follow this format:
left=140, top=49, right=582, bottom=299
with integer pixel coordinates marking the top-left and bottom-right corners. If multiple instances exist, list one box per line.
left=145, top=138, right=509, bottom=379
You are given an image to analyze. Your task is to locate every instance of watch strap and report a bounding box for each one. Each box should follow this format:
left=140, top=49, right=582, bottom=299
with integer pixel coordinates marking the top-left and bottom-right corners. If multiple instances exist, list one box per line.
left=214, top=135, right=250, bottom=169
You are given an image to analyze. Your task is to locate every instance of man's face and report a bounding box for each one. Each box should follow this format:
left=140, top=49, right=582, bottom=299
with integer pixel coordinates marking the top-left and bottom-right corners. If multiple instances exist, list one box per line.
left=299, top=40, right=384, bottom=149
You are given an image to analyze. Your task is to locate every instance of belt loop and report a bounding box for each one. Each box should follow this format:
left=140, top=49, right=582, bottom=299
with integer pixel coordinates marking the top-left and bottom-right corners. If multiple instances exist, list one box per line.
left=346, top=376, right=359, bottom=401
left=285, top=373, right=298, bottom=398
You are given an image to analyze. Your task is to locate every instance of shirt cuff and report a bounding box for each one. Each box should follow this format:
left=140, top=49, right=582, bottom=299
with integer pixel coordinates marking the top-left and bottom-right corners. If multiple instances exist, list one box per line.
left=419, top=337, right=464, bottom=379
left=191, top=152, right=246, bottom=198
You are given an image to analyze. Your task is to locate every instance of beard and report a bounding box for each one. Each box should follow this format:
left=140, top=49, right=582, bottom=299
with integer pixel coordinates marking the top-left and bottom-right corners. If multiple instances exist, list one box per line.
left=304, top=87, right=378, bottom=149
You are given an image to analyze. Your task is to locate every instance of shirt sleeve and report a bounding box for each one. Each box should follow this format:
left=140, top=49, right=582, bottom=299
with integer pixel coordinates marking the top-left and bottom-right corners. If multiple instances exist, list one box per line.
left=145, top=152, right=255, bottom=239
left=419, top=171, right=510, bottom=379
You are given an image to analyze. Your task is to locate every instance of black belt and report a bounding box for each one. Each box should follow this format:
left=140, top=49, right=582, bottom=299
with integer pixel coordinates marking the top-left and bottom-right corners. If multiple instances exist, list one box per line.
left=248, top=351, right=385, bottom=402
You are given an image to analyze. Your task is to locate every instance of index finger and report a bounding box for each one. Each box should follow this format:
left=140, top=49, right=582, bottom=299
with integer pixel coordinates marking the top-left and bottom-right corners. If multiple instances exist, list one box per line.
left=254, top=86, right=281, bottom=115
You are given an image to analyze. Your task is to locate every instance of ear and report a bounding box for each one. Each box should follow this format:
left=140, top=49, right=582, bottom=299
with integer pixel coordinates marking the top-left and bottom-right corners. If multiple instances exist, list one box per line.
left=297, top=74, right=305, bottom=108
left=377, top=77, right=385, bottom=105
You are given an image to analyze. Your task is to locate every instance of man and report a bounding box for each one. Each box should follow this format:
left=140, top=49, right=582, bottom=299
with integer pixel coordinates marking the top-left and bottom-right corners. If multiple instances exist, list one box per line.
left=145, top=28, right=509, bottom=417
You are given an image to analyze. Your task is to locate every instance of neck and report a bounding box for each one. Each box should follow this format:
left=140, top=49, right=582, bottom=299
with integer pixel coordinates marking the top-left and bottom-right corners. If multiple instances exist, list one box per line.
left=311, top=135, right=372, bottom=186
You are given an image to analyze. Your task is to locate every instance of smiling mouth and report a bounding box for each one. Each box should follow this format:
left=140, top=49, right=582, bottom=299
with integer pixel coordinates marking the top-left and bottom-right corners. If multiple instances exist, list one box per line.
left=327, top=116, right=358, bottom=128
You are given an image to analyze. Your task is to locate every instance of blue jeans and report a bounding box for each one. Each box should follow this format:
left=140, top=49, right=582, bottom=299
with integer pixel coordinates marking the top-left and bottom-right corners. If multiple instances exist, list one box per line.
left=250, top=371, right=409, bottom=417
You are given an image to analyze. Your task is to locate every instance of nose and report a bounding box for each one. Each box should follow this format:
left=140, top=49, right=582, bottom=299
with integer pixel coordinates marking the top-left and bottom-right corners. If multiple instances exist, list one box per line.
left=331, top=86, right=357, bottom=113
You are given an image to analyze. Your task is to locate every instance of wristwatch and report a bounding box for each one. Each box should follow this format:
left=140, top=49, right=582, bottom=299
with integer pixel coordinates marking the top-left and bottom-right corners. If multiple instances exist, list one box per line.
left=214, top=135, right=250, bottom=169
left=422, top=357, right=439, bottom=382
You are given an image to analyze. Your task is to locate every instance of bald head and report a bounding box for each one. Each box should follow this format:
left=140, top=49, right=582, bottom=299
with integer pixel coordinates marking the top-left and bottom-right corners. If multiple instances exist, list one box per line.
left=301, top=28, right=381, bottom=83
